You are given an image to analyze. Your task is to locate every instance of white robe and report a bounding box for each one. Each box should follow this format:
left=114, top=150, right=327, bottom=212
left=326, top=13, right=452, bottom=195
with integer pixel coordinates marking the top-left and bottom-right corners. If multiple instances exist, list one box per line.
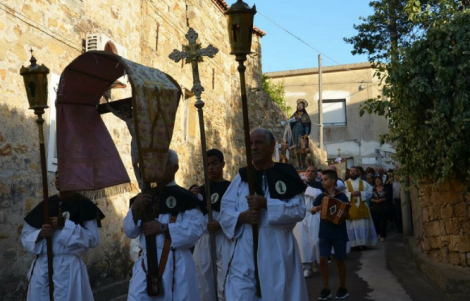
left=124, top=207, right=204, bottom=301
left=21, top=219, right=99, bottom=301
left=219, top=174, right=308, bottom=301
left=293, top=186, right=322, bottom=264
left=193, top=210, right=226, bottom=301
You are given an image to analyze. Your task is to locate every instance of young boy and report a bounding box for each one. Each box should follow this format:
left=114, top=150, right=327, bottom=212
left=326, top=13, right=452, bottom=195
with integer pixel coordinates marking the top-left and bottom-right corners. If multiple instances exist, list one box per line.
left=311, top=169, right=350, bottom=300
left=193, top=149, right=231, bottom=301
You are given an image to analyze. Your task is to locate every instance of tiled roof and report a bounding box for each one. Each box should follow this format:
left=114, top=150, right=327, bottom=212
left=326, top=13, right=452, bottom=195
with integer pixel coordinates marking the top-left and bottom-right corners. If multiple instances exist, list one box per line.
left=211, top=0, right=266, bottom=37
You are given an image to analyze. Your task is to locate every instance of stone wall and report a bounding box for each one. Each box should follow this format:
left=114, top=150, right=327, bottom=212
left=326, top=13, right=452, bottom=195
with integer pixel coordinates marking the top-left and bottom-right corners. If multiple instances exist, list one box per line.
left=0, top=0, right=288, bottom=299
left=412, top=178, right=470, bottom=267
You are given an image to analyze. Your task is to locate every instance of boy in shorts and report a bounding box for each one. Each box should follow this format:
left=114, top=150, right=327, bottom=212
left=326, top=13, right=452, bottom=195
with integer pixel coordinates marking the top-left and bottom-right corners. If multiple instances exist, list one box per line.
left=311, top=169, right=350, bottom=300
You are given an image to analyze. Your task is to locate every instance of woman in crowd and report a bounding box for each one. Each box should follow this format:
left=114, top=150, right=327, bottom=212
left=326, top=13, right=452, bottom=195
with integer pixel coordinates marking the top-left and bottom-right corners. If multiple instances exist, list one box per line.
left=370, top=176, right=393, bottom=241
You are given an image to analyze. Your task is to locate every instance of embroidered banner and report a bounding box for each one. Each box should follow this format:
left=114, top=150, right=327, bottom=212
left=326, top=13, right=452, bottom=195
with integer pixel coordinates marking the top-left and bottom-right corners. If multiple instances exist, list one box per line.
left=56, top=51, right=181, bottom=191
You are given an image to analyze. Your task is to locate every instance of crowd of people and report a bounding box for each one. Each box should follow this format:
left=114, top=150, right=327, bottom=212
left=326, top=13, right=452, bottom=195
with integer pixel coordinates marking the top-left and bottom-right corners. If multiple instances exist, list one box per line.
left=21, top=127, right=403, bottom=301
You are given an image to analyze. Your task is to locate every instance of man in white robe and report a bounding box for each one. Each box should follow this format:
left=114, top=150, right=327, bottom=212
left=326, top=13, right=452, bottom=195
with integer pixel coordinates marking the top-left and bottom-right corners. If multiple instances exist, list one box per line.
left=294, top=184, right=323, bottom=278
left=21, top=170, right=103, bottom=301
left=124, top=150, right=204, bottom=301
left=219, top=128, right=308, bottom=301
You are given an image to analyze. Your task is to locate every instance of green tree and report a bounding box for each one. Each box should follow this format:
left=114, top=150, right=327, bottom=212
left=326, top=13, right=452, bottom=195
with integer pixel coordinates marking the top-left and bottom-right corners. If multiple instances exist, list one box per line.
left=385, top=12, right=470, bottom=182
left=346, top=1, right=470, bottom=184
left=262, top=75, right=291, bottom=116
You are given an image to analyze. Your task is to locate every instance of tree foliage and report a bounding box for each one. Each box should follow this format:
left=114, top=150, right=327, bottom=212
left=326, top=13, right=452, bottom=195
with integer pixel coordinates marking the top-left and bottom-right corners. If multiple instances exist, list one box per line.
left=262, top=75, right=291, bottom=116
left=344, top=0, right=414, bottom=64
left=386, top=12, right=470, bottom=182
left=346, top=1, right=470, bottom=184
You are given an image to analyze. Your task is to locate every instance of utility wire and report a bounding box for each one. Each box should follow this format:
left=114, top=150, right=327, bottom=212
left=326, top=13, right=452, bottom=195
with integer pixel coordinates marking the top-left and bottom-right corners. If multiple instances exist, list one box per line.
left=257, top=11, right=373, bottom=83
left=0, top=2, right=82, bottom=52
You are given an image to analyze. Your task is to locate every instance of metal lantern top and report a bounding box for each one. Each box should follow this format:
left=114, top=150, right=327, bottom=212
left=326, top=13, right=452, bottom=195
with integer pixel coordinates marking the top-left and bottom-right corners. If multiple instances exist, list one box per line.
left=20, top=51, right=50, bottom=111
left=225, top=0, right=257, bottom=56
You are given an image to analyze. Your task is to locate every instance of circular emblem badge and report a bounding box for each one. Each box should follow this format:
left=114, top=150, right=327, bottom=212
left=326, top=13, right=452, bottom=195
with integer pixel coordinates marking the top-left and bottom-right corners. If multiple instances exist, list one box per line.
left=211, top=193, right=220, bottom=204
left=275, top=180, right=287, bottom=195
left=166, top=196, right=177, bottom=209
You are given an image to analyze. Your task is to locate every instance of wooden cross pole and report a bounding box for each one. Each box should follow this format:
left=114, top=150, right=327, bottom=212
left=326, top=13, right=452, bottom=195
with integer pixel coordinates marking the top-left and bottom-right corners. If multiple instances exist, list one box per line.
left=169, top=28, right=219, bottom=301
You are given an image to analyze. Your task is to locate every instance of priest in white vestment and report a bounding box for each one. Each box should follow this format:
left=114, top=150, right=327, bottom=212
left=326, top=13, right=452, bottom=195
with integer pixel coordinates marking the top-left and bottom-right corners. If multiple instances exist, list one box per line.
left=344, top=166, right=377, bottom=248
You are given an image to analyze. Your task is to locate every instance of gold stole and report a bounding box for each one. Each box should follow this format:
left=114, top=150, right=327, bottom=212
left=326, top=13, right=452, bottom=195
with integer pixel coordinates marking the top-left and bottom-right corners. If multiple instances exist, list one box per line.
left=346, top=179, right=371, bottom=220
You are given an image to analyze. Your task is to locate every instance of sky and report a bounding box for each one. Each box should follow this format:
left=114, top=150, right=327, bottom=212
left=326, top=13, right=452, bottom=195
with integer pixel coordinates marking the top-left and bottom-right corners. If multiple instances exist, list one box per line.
left=249, top=0, right=374, bottom=73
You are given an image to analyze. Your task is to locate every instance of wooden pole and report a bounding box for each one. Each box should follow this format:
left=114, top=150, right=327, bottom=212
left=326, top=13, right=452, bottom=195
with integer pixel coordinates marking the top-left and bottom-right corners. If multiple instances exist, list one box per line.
left=194, top=97, right=219, bottom=301
left=36, top=113, right=54, bottom=301
left=169, top=28, right=220, bottom=300
left=236, top=55, right=261, bottom=297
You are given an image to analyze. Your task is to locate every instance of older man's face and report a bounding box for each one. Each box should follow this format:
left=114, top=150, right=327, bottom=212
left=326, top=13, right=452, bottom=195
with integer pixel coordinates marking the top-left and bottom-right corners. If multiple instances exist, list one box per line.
left=160, top=158, right=177, bottom=183
left=250, top=130, right=274, bottom=166
left=305, top=166, right=318, bottom=181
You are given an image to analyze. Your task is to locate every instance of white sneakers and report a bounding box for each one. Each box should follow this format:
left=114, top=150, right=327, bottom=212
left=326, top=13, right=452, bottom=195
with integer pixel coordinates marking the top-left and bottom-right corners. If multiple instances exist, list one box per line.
left=303, top=262, right=319, bottom=278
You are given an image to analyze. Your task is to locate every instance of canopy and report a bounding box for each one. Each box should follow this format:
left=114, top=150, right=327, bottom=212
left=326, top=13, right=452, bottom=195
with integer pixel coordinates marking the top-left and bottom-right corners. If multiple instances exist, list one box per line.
left=56, top=51, right=181, bottom=191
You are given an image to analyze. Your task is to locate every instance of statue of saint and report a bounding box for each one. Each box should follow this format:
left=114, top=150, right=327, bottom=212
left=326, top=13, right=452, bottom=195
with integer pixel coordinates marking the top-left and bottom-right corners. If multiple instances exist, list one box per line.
left=289, top=99, right=312, bottom=168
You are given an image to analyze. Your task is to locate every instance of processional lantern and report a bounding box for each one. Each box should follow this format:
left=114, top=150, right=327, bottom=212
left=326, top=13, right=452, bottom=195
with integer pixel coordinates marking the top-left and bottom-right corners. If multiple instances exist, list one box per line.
left=20, top=50, right=50, bottom=114
left=20, top=50, right=54, bottom=301
left=225, top=0, right=256, bottom=58
left=225, top=0, right=261, bottom=297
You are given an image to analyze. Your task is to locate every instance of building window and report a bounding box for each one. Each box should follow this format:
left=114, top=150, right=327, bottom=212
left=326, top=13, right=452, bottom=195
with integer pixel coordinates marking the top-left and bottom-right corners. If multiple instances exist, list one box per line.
left=322, top=99, right=346, bottom=126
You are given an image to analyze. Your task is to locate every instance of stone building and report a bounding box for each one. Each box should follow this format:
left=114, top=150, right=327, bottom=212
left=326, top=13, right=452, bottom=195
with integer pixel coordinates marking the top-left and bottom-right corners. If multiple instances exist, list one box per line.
left=0, top=0, right=289, bottom=299
left=264, top=62, right=396, bottom=170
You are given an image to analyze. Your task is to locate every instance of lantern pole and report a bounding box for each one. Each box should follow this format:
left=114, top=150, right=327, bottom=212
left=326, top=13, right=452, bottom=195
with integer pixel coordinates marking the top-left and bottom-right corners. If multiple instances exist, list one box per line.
left=20, top=50, right=54, bottom=301
left=224, top=1, right=261, bottom=297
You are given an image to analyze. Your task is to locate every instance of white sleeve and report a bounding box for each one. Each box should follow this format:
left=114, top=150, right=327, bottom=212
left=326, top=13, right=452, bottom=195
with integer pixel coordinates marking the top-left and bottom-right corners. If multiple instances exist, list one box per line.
left=21, top=222, right=44, bottom=254
left=124, top=209, right=142, bottom=239
left=169, top=208, right=204, bottom=250
left=267, top=193, right=306, bottom=225
left=304, top=187, right=321, bottom=198
left=219, top=176, right=245, bottom=240
left=56, top=219, right=99, bottom=249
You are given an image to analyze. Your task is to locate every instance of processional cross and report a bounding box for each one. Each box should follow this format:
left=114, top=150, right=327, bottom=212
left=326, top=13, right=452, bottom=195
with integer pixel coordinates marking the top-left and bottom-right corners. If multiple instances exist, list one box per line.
left=169, top=28, right=218, bottom=104
left=169, top=28, right=219, bottom=300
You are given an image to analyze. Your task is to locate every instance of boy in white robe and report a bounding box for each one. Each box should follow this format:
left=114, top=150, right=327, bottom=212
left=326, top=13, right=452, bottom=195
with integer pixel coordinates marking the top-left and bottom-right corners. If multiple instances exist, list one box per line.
left=193, top=149, right=231, bottom=301
left=21, top=170, right=103, bottom=301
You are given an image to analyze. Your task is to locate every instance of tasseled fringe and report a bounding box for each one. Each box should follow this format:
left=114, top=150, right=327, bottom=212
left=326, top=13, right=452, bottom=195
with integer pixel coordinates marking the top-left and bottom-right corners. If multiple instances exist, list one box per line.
left=77, top=182, right=138, bottom=201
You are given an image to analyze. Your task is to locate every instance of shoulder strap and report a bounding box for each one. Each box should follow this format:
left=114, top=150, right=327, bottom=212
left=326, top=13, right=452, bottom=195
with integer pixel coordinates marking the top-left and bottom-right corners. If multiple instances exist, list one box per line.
left=158, top=213, right=178, bottom=280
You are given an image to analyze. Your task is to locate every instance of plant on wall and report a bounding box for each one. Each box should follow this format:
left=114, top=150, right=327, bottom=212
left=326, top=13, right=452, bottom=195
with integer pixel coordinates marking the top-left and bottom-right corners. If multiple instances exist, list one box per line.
left=262, top=75, right=291, bottom=116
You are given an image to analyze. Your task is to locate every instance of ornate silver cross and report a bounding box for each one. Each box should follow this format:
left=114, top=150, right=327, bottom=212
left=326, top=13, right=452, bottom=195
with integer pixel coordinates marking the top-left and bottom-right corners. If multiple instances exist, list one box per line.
left=169, top=28, right=219, bottom=105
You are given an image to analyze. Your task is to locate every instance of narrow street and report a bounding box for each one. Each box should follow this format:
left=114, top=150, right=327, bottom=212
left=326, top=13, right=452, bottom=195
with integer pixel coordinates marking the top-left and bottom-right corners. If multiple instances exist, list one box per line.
left=305, top=231, right=445, bottom=301
left=98, top=231, right=446, bottom=301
